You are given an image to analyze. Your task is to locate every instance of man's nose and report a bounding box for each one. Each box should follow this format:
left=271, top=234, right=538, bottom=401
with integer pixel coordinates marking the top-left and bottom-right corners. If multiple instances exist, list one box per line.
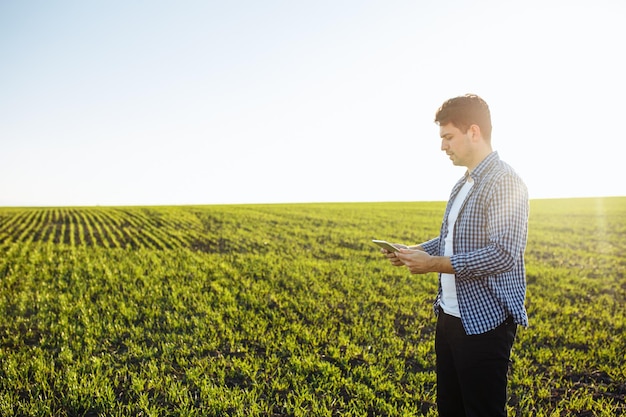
left=440, top=140, right=447, bottom=151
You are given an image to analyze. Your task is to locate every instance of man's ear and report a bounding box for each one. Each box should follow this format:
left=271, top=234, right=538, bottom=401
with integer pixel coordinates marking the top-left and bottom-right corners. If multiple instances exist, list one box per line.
left=467, top=124, right=481, bottom=141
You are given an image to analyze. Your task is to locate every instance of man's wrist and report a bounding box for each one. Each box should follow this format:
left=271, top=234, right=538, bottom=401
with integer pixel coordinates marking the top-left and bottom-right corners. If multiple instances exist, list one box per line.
left=431, top=256, right=455, bottom=274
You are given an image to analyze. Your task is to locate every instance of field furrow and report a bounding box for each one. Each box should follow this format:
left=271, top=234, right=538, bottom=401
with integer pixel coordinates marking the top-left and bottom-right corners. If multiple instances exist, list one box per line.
left=40, top=209, right=55, bottom=243
left=90, top=209, right=123, bottom=249
left=118, top=209, right=164, bottom=250
left=51, top=208, right=65, bottom=244
left=15, top=209, right=41, bottom=244
left=82, top=209, right=113, bottom=249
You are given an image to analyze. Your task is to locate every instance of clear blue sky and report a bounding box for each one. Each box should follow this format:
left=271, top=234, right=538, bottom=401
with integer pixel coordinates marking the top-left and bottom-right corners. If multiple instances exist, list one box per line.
left=2, top=0, right=625, bottom=206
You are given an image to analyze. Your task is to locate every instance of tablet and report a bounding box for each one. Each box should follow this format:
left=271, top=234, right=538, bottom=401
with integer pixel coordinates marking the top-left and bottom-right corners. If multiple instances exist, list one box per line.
left=372, top=240, right=400, bottom=252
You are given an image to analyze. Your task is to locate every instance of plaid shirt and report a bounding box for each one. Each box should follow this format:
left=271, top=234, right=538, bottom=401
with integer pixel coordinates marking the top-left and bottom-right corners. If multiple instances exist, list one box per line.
left=421, top=152, right=529, bottom=335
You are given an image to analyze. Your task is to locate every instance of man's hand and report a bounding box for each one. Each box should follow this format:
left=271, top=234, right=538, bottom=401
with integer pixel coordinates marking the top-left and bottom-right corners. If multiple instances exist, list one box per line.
left=380, top=243, right=407, bottom=267
left=395, top=248, right=455, bottom=275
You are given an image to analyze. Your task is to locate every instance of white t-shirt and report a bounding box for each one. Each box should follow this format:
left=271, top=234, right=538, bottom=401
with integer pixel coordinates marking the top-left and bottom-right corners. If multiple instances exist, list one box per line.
left=440, top=178, right=474, bottom=317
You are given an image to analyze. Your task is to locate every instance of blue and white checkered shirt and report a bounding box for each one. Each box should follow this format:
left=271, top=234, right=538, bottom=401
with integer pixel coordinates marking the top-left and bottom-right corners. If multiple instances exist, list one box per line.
left=421, top=151, right=529, bottom=335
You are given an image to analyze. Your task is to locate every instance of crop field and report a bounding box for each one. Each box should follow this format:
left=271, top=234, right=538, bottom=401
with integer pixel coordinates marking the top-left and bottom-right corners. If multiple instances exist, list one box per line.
left=0, top=198, right=624, bottom=416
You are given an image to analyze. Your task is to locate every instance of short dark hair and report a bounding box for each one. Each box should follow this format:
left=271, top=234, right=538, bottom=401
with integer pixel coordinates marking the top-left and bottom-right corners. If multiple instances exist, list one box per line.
left=434, top=94, right=492, bottom=141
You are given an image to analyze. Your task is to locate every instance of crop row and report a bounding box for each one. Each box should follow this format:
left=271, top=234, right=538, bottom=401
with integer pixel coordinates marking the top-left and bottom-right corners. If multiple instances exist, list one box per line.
left=0, top=203, right=444, bottom=255
left=0, top=207, right=204, bottom=251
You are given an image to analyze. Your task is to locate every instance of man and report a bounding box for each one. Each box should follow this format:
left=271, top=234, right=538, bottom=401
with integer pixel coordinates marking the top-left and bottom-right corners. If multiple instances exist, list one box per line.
left=381, top=94, right=529, bottom=416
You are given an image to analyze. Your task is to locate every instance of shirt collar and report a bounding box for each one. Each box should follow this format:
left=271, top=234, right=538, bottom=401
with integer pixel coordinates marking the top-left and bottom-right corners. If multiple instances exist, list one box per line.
left=466, top=151, right=499, bottom=183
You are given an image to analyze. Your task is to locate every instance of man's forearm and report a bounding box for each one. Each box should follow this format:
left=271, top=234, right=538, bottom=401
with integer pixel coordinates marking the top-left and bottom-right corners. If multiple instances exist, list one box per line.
left=396, top=250, right=456, bottom=275
left=429, top=255, right=455, bottom=274
left=409, top=244, right=456, bottom=273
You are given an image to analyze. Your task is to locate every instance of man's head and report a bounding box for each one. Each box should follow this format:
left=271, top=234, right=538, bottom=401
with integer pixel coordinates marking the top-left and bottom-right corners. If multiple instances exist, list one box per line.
left=434, top=94, right=492, bottom=142
left=435, top=94, right=493, bottom=170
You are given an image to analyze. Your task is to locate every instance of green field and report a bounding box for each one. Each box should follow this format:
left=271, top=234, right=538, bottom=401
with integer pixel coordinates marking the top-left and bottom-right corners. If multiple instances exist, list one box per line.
left=0, top=198, right=624, bottom=416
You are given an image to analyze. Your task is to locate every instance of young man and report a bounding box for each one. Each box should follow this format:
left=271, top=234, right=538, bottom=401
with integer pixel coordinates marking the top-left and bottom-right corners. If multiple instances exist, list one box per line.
left=381, top=94, right=529, bottom=416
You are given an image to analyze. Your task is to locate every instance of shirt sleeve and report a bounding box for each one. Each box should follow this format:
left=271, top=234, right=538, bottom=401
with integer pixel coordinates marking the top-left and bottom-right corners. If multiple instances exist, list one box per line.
left=450, top=172, right=529, bottom=281
left=420, top=237, right=440, bottom=256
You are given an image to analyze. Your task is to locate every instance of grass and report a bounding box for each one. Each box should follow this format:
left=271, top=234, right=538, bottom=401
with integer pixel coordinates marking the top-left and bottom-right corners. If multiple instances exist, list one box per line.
left=0, top=197, right=624, bottom=416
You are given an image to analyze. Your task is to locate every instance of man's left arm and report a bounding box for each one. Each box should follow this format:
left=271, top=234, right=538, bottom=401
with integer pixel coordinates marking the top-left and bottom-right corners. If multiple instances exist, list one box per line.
left=395, top=248, right=455, bottom=275
left=451, top=174, right=529, bottom=280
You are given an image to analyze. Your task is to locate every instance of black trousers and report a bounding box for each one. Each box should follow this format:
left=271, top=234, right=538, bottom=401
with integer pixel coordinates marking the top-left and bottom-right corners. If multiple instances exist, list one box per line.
left=435, top=310, right=517, bottom=417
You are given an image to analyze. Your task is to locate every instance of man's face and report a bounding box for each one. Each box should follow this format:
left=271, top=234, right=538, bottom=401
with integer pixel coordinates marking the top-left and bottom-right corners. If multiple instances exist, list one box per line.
left=439, top=123, right=473, bottom=168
